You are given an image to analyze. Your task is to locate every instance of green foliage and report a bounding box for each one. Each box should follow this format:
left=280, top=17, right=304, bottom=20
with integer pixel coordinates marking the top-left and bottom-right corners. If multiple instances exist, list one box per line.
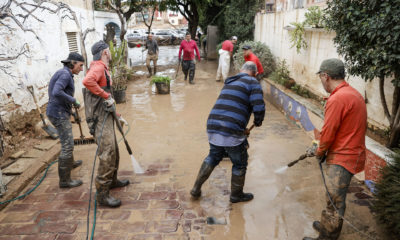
left=109, top=40, right=130, bottom=90
left=270, top=59, right=291, bottom=85
left=291, top=84, right=311, bottom=98
left=325, top=0, right=400, bottom=84
left=289, top=22, right=307, bottom=54
left=150, top=76, right=171, bottom=85
left=304, top=6, right=324, bottom=28
left=233, top=41, right=276, bottom=77
left=372, top=153, right=400, bottom=237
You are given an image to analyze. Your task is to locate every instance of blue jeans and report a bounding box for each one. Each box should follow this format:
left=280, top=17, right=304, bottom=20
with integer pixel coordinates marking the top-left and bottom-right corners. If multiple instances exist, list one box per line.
left=48, top=116, right=74, bottom=159
left=204, top=140, right=248, bottom=176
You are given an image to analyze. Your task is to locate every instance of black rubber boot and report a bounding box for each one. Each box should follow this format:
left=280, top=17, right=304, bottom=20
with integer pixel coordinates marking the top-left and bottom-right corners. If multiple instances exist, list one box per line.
left=110, top=174, right=130, bottom=189
left=184, top=74, right=188, bottom=81
left=302, top=237, right=319, bottom=240
left=190, top=162, right=215, bottom=199
left=229, top=174, right=253, bottom=203
left=72, top=157, right=82, bottom=169
left=96, top=185, right=121, bottom=208
left=58, top=156, right=83, bottom=188
left=153, top=66, right=157, bottom=76
left=147, top=66, right=152, bottom=78
left=313, top=221, right=322, bottom=232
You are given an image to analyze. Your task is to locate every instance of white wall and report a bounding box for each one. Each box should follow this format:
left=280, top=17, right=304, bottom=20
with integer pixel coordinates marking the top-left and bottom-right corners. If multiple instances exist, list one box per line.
left=0, top=0, right=99, bottom=131
left=254, top=10, right=394, bottom=129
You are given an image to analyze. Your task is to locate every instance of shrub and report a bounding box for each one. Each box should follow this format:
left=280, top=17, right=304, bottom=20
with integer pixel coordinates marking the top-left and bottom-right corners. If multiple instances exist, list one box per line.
left=304, top=6, right=324, bottom=28
left=289, top=22, right=307, bottom=54
left=270, top=59, right=291, bottom=85
left=372, top=153, right=400, bottom=237
left=150, top=76, right=171, bottom=85
left=233, top=41, right=276, bottom=77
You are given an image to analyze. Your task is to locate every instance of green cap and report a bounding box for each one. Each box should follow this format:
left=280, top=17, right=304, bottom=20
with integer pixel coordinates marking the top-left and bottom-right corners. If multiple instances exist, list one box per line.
left=316, top=58, right=345, bottom=78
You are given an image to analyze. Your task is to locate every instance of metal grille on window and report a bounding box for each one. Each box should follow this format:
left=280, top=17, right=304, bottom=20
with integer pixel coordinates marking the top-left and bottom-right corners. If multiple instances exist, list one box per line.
left=66, top=32, right=79, bottom=53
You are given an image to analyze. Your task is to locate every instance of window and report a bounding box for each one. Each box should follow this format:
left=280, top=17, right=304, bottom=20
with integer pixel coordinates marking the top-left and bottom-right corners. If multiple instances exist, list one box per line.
left=66, top=32, right=79, bottom=52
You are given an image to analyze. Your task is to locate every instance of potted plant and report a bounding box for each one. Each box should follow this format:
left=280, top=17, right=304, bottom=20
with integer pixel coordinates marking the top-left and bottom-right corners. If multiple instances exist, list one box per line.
left=150, top=76, right=171, bottom=94
left=109, top=40, right=132, bottom=103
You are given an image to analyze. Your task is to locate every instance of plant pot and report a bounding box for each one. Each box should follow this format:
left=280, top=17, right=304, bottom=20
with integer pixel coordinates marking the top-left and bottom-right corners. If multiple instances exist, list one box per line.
left=113, top=89, right=126, bottom=103
left=284, top=78, right=296, bottom=89
left=155, top=82, right=170, bottom=94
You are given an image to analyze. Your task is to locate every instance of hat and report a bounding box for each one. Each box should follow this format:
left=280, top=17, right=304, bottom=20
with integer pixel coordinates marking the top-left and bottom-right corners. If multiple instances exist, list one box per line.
left=61, top=52, right=84, bottom=63
left=91, top=40, right=109, bottom=56
left=317, top=58, right=345, bottom=78
left=242, top=45, right=251, bottom=50
left=231, top=36, right=238, bottom=40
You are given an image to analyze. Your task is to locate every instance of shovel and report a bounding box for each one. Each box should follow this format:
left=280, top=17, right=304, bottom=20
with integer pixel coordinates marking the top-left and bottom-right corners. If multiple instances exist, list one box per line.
left=27, top=86, right=58, bottom=139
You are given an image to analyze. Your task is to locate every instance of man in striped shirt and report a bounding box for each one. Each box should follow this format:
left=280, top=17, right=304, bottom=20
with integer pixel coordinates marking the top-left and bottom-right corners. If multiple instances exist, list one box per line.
left=190, top=61, right=265, bottom=203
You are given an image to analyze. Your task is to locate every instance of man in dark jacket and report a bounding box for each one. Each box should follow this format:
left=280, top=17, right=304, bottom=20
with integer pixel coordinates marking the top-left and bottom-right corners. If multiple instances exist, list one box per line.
left=190, top=61, right=265, bottom=203
left=46, top=52, right=84, bottom=188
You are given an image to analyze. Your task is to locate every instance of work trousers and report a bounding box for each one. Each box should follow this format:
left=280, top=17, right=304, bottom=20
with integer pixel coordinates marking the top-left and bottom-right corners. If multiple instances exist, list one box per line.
left=93, top=112, right=120, bottom=190
left=182, top=60, right=196, bottom=82
left=48, top=117, right=73, bottom=159
left=146, top=53, right=158, bottom=68
left=320, top=164, right=353, bottom=240
left=216, top=50, right=231, bottom=81
left=204, top=140, right=249, bottom=176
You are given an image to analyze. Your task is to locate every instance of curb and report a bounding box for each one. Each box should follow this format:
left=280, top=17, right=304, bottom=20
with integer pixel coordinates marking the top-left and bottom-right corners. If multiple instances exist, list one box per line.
left=0, top=143, right=60, bottom=211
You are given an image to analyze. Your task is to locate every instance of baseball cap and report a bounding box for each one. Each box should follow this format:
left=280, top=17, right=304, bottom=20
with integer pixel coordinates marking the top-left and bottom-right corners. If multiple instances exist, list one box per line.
left=61, top=52, right=84, bottom=63
left=242, top=45, right=251, bottom=50
left=316, top=58, right=345, bottom=78
left=232, top=36, right=238, bottom=40
left=91, top=40, right=109, bottom=56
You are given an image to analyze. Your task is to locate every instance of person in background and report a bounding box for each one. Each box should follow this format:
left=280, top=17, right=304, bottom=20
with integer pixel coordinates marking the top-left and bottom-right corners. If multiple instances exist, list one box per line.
left=242, top=45, right=264, bottom=81
left=178, top=32, right=201, bottom=84
left=144, top=33, right=159, bottom=78
left=46, top=52, right=84, bottom=189
left=216, top=36, right=238, bottom=82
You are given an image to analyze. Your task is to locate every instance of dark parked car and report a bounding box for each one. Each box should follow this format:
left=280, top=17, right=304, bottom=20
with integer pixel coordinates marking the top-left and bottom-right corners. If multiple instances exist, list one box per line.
left=127, top=33, right=144, bottom=48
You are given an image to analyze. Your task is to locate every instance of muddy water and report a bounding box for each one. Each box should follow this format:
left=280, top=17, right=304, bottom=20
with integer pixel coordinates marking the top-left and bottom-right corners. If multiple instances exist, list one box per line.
left=129, top=45, right=180, bottom=67
left=109, top=60, right=385, bottom=240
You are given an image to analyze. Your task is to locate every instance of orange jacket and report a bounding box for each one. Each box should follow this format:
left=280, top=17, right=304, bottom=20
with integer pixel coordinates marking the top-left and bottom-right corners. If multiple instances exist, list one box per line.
left=82, top=61, right=111, bottom=99
left=317, top=82, right=367, bottom=174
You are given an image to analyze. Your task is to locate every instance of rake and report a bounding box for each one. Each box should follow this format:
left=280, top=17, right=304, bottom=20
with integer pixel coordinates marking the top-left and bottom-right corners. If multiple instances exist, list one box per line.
left=73, top=106, right=95, bottom=145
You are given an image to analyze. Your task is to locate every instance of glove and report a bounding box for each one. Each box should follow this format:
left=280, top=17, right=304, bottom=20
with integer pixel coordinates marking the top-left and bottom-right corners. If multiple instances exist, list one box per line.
left=306, top=140, right=319, bottom=157
left=118, top=115, right=128, bottom=128
left=254, top=120, right=262, bottom=127
left=73, top=99, right=80, bottom=109
left=104, top=96, right=115, bottom=107
left=316, top=154, right=326, bottom=164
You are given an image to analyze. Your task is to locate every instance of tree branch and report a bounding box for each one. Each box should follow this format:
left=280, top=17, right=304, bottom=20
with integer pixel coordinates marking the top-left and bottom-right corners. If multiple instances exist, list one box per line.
left=379, top=76, right=391, bottom=121
left=83, top=28, right=95, bottom=42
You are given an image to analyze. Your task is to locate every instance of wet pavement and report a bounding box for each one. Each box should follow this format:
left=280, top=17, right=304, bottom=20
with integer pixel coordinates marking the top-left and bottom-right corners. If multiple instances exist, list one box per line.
left=129, top=45, right=179, bottom=67
left=0, top=61, right=387, bottom=239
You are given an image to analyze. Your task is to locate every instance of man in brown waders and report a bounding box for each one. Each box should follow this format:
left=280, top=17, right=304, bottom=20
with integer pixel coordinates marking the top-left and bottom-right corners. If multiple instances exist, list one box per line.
left=82, top=41, right=129, bottom=208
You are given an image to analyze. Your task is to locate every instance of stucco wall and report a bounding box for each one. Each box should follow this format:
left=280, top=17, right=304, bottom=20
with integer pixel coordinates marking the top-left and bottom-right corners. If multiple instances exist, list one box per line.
left=0, top=0, right=100, bottom=132
left=254, top=10, right=394, bottom=130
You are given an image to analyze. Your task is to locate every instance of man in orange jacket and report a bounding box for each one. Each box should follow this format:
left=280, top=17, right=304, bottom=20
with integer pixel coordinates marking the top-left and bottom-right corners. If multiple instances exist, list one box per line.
left=304, top=59, right=367, bottom=240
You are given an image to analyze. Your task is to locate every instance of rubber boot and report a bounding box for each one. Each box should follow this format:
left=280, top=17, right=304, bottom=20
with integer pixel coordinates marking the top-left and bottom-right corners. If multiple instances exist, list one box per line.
left=153, top=66, right=157, bottom=76
left=147, top=66, right=152, bottom=78
left=96, top=185, right=121, bottom=208
left=58, top=156, right=83, bottom=188
left=190, top=162, right=215, bottom=199
left=313, top=221, right=322, bottom=232
left=229, top=174, right=253, bottom=203
left=72, top=156, right=82, bottom=168
left=110, top=173, right=130, bottom=189
left=184, top=74, right=188, bottom=81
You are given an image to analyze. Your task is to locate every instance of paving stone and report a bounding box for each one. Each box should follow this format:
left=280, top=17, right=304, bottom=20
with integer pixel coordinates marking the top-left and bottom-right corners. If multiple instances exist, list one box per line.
left=0, top=224, right=40, bottom=235
left=111, top=221, right=146, bottom=233
left=22, top=193, right=56, bottom=203
left=6, top=204, right=32, bottom=212
left=54, top=192, right=84, bottom=201
left=183, top=211, right=197, bottom=219
left=0, top=236, right=21, bottom=240
left=183, top=220, right=191, bottom=232
left=119, top=200, right=149, bottom=210
left=39, top=221, right=78, bottom=234
left=0, top=212, right=37, bottom=223
left=21, top=149, right=43, bottom=158
left=33, top=140, right=59, bottom=151
left=10, top=151, right=26, bottom=159
left=2, top=175, right=16, bottom=185
left=139, top=191, right=168, bottom=200
left=127, top=233, right=162, bottom=240
left=35, top=210, right=81, bottom=223
left=99, top=210, right=131, bottom=220
left=154, top=220, right=179, bottom=233
left=150, top=200, right=179, bottom=209
left=165, top=210, right=183, bottom=220
left=92, top=235, right=127, bottom=240
left=3, top=159, right=37, bottom=175
left=21, top=234, right=57, bottom=240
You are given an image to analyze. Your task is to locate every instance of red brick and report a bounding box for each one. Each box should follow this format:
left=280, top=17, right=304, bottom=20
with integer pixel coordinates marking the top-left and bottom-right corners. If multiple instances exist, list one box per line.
left=167, top=192, right=177, bottom=200
left=111, top=222, right=145, bottom=233
left=55, top=234, right=76, bottom=240
left=154, top=220, right=179, bottom=233
left=182, top=220, right=191, bottom=232
left=139, top=192, right=168, bottom=200
left=35, top=210, right=81, bottom=223
left=99, top=210, right=131, bottom=220
left=128, top=234, right=162, bottom=240
left=54, top=201, right=88, bottom=210
left=1, top=212, right=37, bottom=223
left=6, top=204, right=32, bottom=212
left=22, top=194, right=56, bottom=203
left=154, top=183, right=172, bottom=191
left=194, top=218, right=206, bottom=224
left=150, top=200, right=179, bottom=209
left=93, top=235, right=126, bottom=240
left=21, top=234, right=57, bottom=240
left=54, top=192, right=84, bottom=201
left=0, top=224, right=40, bottom=235
left=183, top=212, right=197, bottom=219
left=0, top=236, right=21, bottom=240
left=165, top=210, right=183, bottom=220
left=40, top=222, right=77, bottom=234
left=119, top=200, right=149, bottom=210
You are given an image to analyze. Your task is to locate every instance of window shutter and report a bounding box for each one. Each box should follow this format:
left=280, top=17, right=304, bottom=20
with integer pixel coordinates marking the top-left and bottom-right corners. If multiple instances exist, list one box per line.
left=66, top=32, right=79, bottom=52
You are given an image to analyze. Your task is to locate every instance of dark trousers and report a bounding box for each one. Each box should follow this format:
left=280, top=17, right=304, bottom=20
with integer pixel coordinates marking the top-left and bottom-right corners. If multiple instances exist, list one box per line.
left=320, top=164, right=353, bottom=239
left=204, top=141, right=248, bottom=176
left=48, top=116, right=73, bottom=159
left=182, top=60, right=196, bottom=82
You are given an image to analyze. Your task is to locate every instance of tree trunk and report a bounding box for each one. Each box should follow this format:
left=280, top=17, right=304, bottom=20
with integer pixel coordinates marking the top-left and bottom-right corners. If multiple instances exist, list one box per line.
left=379, top=76, right=391, bottom=120
left=388, top=72, right=400, bottom=148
